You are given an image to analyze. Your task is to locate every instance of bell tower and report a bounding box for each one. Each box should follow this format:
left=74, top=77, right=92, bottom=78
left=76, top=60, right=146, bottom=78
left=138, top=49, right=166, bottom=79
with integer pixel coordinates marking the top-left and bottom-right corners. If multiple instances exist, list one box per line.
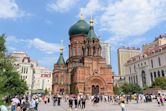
left=83, top=16, right=102, bottom=57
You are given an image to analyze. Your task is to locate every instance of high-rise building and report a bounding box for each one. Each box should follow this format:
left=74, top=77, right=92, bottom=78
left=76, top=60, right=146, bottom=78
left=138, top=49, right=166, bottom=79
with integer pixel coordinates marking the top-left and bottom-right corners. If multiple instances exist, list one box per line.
left=118, top=47, right=141, bottom=76
left=100, top=41, right=111, bottom=65
left=143, top=34, right=166, bottom=52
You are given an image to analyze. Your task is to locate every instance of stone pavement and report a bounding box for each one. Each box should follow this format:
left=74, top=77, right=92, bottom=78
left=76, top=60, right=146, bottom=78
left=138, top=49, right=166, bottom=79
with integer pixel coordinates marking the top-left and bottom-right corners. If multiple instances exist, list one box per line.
left=38, top=100, right=166, bottom=111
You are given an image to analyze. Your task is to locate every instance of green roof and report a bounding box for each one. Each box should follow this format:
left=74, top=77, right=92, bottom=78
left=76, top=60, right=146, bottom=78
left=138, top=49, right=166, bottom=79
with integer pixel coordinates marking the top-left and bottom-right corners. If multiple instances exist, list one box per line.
left=69, top=20, right=90, bottom=36
left=87, top=26, right=97, bottom=39
left=56, top=52, right=65, bottom=65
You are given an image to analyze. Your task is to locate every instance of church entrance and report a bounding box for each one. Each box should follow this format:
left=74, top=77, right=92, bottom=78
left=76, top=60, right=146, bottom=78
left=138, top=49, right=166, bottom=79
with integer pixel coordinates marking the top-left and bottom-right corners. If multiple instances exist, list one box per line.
left=85, top=76, right=107, bottom=95
left=92, top=85, right=99, bottom=95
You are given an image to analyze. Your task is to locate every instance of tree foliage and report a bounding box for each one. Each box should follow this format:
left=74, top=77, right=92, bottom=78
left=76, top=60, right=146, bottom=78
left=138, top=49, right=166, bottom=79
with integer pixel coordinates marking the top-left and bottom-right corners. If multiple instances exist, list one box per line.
left=121, top=83, right=143, bottom=94
left=152, top=77, right=166, bottom=90
left=0, top=34, right=28, bottom=103
left=114, top=83, right=143, bottom=95
left=113, top=86, right=122, bottom=95
left=44, top=88, right=49, bottom=95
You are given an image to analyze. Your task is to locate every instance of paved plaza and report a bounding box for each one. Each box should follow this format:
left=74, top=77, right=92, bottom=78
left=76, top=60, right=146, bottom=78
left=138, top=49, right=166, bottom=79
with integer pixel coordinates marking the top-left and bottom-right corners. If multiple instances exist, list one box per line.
left=38, top=100, right=166, bottom=111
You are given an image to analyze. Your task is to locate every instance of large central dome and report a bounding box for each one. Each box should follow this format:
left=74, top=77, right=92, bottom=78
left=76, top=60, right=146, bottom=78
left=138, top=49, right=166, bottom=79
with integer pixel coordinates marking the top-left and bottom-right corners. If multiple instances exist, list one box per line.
left=69, top=19, right=90, bottom=37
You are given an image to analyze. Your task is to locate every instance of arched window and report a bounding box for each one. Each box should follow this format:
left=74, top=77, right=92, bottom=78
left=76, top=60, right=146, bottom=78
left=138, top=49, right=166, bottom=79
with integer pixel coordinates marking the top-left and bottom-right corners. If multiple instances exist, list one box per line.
left=72, top=48, right=75, bottom=56
left=154, top=72, right=156, bottom=78
left=162, top=70, right=165, bottom=77
left=141, top=70, right=146, bottom=87
left=93, top=46, right=96, bottom=56
left=150, top=72, right=153, bottom=83
left=77, top=48, right=81, bottom=55
left=158, top=71, right=160, bottom=77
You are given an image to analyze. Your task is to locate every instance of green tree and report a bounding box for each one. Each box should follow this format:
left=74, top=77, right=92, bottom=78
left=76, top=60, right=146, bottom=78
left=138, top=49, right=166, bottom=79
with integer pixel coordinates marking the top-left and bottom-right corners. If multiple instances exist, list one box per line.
left=120, top=83, right=143, bottom=94
left=0, top=34, right=28, bottom=104
left=152, top=77, right=166, bottom=89
left=44, top=88, right=49, bottom=95
left=113, top=86, right=122, bottom=95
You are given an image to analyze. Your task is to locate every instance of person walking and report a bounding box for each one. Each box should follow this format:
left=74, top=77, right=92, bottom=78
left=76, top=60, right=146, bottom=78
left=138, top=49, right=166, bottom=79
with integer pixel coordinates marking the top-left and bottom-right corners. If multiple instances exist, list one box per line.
left=69, top=97, right=73, bottom=109
left=74, top=97, right=78, bottom=109
left=47, top=95, right=50, bottom=103
left=77, top=95, right=81, bottom=108
left=160, top=96, right=164, bottom=106
left=21, top=98, right=30, bottom=111
left=157, top=95, right=161, bottom=107
left=53, top=95, right=57, bottom=106
left=120, top=101, right=125, bottom=111
left=35, top=97, right=39, bottom=110
left=29, top=98, right=36, bottom=111
left=44, top=96, right=47, bottom=104
left=81, top=96, right=86, bottom=109
left=57, top=95, right=61, bottom=106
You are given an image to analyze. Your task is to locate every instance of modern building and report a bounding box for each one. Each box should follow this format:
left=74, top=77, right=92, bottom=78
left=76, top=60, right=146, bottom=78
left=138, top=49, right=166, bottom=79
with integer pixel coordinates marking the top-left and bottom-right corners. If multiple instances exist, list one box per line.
left=52, top=16, right=114, bottom=95
left=100, top=41, right=111, bottom=65
left=124, top=36, right=166, bottom=88
left=33, top=66, right=52, bottom=93
left=118, top=47, right=141, bottom=76
left=11, top=51, right=37, bottom=92
left=143, top=34, right=166, bottom=52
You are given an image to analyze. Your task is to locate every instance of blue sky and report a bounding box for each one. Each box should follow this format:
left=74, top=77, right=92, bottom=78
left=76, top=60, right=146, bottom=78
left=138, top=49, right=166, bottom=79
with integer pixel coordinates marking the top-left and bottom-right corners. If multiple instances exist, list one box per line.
left=1, top=0, right=166, bottom=75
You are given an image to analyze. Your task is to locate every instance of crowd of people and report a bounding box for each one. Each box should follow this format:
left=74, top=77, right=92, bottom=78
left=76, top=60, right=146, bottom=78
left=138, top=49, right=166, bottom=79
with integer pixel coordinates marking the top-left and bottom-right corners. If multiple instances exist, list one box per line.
left=10, top=95, right=39, bottom=111
left=0, top=93, right=166, bottom=111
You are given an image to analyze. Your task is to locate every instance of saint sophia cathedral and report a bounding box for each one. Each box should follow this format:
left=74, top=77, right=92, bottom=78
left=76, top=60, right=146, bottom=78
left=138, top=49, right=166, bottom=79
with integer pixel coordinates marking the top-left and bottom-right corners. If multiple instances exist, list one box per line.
left=52, top=15, right=114, bottom=95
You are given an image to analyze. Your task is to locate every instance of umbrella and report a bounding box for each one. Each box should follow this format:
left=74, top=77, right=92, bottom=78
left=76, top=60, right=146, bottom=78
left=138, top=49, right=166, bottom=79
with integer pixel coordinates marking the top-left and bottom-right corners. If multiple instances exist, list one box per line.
left=69, top=94, right=77, bottom=98
left=0, top=105, right=8, bottom=111
left=12, top=98, right=20, bottom=104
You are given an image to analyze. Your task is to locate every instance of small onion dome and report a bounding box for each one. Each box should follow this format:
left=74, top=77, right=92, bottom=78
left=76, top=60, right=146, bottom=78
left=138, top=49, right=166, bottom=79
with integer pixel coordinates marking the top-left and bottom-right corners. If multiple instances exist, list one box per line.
left=87, top=16, right=97, bottom=39
left=69, top=14, right=90, bottom=37
left=56, top=48, right=65, bottom=65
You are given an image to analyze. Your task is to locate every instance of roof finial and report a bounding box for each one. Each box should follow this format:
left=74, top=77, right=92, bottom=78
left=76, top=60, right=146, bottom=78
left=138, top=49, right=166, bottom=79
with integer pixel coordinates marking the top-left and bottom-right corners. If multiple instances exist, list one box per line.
left=80, top=8, right=84, bottom=20
left=90, top=15, right=94, bottom=26
left=60, top=40, right=64, bottom=54
left=60, top=48, right=63, bottom=53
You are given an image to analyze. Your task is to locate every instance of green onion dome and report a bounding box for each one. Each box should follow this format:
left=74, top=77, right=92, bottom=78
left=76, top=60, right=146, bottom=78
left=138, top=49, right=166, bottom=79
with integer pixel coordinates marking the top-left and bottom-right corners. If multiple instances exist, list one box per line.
left=69, top=19, right=90, bottom=37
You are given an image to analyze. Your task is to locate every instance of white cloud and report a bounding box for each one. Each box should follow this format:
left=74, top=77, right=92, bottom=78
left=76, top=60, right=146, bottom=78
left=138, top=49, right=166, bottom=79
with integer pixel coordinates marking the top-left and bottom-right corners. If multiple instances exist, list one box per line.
left=29, top=38, right=62, bottom=54
left=102, top=0, right=166, bottom=43
left=38, top=56, right=57, bottom=69
left=80, top=0, right=102, bottom=17
left=6, top=36, right=62, bottom=54
left=48, top=0, right=79, bottom=13
left=80, top=0, right=166, bottom=44
left=0, top=0, right=26, bottom=19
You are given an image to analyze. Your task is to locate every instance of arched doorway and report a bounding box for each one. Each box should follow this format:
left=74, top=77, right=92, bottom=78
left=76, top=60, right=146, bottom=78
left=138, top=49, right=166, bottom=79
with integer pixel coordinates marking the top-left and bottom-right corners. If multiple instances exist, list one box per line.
left=92, top=85, right=99, bottom=95
left=85, top=76, right=106, bottom=95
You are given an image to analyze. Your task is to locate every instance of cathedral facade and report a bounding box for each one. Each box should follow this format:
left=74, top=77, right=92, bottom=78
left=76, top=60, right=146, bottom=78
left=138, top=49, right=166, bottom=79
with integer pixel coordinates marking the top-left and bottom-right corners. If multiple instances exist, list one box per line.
left=52, top=16, right=114, bottom=95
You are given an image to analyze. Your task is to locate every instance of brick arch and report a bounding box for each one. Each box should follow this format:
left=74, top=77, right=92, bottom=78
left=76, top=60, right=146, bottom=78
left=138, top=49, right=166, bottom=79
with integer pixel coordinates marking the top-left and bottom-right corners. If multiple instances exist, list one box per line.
left=84, top=76, right=107, bottom=95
